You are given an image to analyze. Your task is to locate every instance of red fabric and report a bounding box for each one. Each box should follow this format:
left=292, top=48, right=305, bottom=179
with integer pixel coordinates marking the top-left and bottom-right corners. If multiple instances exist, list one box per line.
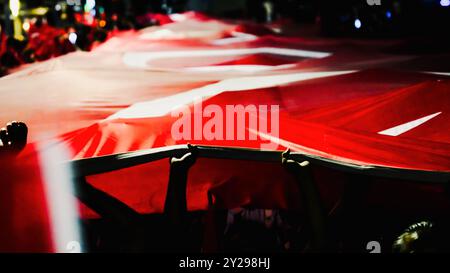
left=1, top=13, right=449, bottom=251
left=0, top=31, right=7, bottom=56
left=233, top=23, right=275, bottom=36
left=216, top=54, right=301, bottom=66
left=0, top=146, right=53, bottom=252
left=151, top=13, right=174, bottom=25
left=57, top=69, right=449, bottom=171
left=181, top=11, right=216, bottom=22
left=27, top=23, right=66, bottom=61
left=43, top=68, right=449, bottom=218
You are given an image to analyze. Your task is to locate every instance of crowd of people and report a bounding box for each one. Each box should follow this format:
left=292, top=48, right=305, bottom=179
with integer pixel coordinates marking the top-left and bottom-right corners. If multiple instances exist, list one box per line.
left=1, top=18, right=74, bottom=75
left=0, top=0, right=292, bottom=78
left=0, top=12, right=156, bottom=77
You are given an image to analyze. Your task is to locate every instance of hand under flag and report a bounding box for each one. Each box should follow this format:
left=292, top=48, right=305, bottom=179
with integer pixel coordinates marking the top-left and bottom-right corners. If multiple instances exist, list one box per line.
left=0, top=121, right=28, bottom=157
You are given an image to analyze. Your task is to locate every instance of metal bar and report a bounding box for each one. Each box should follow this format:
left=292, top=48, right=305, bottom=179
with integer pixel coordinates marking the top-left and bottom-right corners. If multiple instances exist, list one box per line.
left=75, top=176, right=140, bottom=226
left=163, top=147, right=198, bottom=251
left=67, top=145, right=450, bottom=184
left=282, top=152, right=328, bottom=252
left=164, top=146, right=197, bottom=223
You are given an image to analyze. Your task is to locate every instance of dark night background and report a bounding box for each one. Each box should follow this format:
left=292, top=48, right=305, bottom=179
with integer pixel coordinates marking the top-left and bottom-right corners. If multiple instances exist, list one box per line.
left=0, top=0, right=449, bottom=37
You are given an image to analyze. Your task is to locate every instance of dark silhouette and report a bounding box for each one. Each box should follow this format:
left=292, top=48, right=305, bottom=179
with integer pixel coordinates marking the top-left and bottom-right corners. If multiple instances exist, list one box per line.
left=0, top=121, right=28, bottom=157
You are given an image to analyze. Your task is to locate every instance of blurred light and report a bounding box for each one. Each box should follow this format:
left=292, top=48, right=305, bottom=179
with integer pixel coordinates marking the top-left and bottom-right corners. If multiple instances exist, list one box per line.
left=84, top=0, right=96, bottom=12
left=169, top=13, right=187, bottom=22
left=386, top=11, right=392, bottom=19
left=23, top=21, right=30, bottom=31
left=55, top=4, right=62, bottom=11
left=67, top=0, right=81, bottom=6
left=99, top=19, right=106, bottom=28
left=38, top=140, right=84, bottom=253
left=440, top=0, right=450, bottom=7
left=31, top=7, right=49, bottom=16
left=85, top=13, right=94, bottom=25
left=68, top=32, right=77, bottom=44
left=9, top=0, right=21, bottom=17
left=354, top=19, right=362, bottom=29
